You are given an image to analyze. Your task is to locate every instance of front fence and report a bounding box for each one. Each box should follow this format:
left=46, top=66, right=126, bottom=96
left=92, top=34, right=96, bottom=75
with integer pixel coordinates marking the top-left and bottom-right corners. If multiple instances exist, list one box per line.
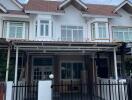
left=52, top=80, right=132, bottom=100
left=9, top=79, right=132, bottom=100
left=12, top=82, right=38, bottom=100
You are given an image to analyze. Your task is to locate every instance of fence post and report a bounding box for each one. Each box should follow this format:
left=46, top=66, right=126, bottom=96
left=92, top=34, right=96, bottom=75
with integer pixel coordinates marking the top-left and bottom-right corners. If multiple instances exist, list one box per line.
left=6, top=81, right=13, bottom=100
left=38, top=81, right=52, bottom=100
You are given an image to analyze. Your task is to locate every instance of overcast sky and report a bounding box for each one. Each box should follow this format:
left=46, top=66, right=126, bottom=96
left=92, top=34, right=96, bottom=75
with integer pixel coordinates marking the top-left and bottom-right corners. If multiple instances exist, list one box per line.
left=18, top=0, right=126, bottom=5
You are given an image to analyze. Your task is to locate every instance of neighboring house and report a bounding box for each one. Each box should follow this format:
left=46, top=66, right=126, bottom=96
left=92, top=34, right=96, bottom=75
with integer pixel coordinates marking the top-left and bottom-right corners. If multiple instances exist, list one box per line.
left=0, top=0, right=132, bottom=100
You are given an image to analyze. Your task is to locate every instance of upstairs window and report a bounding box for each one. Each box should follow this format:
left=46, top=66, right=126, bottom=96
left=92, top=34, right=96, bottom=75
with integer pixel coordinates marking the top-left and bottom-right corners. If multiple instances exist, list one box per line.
left=40, top=20, right=49, bottom=37
left=3, top=21, right=25, bottom=39
left=113, top=27, right=132, bottom=42
left=61, top=25, right=83, bottom=42
left=98, top=23, right=107, bottom=39
left=92, top=22, right=108, bottom=40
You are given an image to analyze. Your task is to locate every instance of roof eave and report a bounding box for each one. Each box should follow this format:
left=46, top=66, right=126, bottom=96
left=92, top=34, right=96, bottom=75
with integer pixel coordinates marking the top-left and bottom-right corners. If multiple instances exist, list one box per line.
left=82, top=13, right=120, bottom=18
left=12, top=0, right=23, bottom=9
left=0, top=5, right=7, bottom=13
left=25, top=10, right=65, bottom=15
left=0, top=13, right=29, bottom=18
left=59, top=0, right=87, bottom=10
left=113, top=0, right=132, bottom=13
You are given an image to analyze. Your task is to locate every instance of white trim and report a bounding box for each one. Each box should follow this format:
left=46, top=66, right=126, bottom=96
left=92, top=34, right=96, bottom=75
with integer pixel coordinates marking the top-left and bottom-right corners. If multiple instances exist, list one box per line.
left=0, top=5, right=7, bottom=13
left=5, top=21, right=26, bottom=39
left=92, top=22, right=109, bottom=40
left=11, top=0, right=23, bottom=9
left=36, top=19, right=52, bottom=40
left=25, top=10, right=65, bottom=15
left=0, top=14, right=29, bottom=18
left=59, top=0, right=87, bottom=10
left=76, top=0, right=87, bottom=9
left=82, top=13, right=120, bottom=18
left=59, top=0, right=71, bottom=9
left=113, top=0, right=132, bottom=13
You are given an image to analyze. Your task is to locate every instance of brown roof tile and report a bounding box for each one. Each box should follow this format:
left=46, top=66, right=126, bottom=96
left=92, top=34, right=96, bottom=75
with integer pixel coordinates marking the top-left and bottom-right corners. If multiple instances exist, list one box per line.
left=85, top=4, right=117, bottom=16
left=24, top=0, right=118, bottom=16
left=24, top=0, right=61, bottom=12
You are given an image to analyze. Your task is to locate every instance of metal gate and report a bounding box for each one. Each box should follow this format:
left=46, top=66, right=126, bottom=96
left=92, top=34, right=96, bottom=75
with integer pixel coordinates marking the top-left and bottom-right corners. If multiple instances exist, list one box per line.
left=52, top=80, right=131, bottom=100
left=12, top=82, right=38, bottom=100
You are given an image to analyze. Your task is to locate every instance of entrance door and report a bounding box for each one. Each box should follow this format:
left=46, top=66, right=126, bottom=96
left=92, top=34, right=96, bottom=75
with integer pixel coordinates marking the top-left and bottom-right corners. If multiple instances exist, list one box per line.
left=32, top=57, right=53, bottom=81
left=96, top=58, right=108, bottom=78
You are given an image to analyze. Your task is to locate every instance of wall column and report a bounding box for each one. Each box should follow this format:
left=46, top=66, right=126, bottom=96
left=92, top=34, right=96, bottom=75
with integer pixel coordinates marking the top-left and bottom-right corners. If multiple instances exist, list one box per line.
left=113, top=48, right=118, bottom=80
left=14, top=47, right=19, bottom=85
left=5, top=46, right=11, bottom=82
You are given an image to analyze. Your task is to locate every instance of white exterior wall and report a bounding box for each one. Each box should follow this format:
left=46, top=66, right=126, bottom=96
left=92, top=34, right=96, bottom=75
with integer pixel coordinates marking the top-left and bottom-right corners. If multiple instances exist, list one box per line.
left=29, top=6, right=111, bottom=42
left=109, top=9, right=132, bottom=42
left=52, top=6, right=88, bottom=42
left=1, top=3, right=132, bottom=42
left=29, top=15, right=36, bottom=40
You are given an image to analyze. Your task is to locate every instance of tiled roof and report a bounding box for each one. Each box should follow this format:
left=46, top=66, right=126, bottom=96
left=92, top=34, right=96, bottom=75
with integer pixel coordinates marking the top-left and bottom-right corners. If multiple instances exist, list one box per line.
left=24, top=0, right=61, bottom=13
left=85, top=4, right=117, bottom=16
left=24, top=0, right=117, bottom=16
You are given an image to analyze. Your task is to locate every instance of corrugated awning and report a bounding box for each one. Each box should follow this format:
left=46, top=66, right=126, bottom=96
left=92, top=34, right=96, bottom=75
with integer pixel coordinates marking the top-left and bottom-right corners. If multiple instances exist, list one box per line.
left=11, top=40, right=122, bottom=53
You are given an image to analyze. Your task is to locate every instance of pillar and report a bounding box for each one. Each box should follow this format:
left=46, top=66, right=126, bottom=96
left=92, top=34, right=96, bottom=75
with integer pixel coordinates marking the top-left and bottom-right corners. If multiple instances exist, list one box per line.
left=14, top=47, right=19, bottom=85
left=5, top=46, right=10, bottom=82
left=114, top=48, right=118, bottom=80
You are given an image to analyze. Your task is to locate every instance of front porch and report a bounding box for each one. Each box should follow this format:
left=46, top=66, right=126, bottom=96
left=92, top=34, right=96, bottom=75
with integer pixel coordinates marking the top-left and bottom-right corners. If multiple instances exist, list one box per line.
left=9, top=41, right=122, bottom=83
left=0, top=40, right=130, bottom=100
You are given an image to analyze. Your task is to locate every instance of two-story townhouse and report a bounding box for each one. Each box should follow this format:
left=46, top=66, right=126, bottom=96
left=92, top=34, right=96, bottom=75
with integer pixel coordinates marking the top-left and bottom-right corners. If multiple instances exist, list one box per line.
left=0, top=0, right=132, bottom=100
left=0, top=0, right=126, bottom=84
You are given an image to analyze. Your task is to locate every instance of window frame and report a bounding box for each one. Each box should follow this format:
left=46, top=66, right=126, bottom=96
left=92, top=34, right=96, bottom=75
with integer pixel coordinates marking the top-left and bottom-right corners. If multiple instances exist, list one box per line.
left=112, top=26, right=132, bottom=42
left=4, top=21, right=26, bottom=39
left=61, top=25, right=83, bottom=42
left=40, top=20, right=49, bottom=37
left=31, top=56, right=53, bottom=81
left=36, top=19, right=52, bottom=38
left=91, top=22, right=109, bottom=40
left=60, top=61, right=84, bottom=80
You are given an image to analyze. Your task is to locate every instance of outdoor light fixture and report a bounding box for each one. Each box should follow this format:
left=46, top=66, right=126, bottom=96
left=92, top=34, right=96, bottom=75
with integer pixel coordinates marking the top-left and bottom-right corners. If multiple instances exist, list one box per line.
left=49, top=74, right=54, bottom=79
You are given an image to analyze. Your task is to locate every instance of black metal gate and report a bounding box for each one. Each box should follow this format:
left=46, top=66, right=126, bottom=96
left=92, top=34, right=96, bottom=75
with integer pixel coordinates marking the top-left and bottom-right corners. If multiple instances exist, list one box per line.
left=52, top=80, right=131, bottom=100
left=12, top=82, right=38, bottom=100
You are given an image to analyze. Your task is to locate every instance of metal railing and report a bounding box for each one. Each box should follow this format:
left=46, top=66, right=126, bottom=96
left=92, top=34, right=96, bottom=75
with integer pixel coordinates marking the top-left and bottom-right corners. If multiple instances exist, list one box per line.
left=12, top=82, right=38, bottom=100
left=52, top=80, right=132, bottom=100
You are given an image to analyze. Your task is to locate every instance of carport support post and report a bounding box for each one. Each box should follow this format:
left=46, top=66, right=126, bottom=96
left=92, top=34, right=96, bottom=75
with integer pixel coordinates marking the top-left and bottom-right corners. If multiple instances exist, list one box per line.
left=14, top=47, right=19, bottom=85
left=114, top=48, right=118, bottom=80
left=5, top=46, right=10, bottom=82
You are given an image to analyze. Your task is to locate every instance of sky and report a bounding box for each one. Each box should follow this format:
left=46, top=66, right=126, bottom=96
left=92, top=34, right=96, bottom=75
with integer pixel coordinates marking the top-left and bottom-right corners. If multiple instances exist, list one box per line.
left=18, top=0, right=126, bottom=5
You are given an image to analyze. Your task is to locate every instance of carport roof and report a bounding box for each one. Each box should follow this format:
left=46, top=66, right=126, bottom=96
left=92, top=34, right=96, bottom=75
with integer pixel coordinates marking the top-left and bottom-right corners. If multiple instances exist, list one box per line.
left=11, top=40, right=122, bottom=53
